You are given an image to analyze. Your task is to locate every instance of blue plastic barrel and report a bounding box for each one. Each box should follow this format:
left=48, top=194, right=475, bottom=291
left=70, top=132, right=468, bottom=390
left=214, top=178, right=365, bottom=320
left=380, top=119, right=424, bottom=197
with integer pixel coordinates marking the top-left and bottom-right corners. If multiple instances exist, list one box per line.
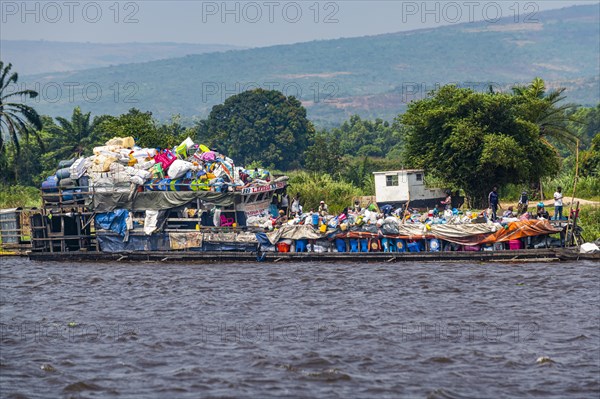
left=41, top=176, right=58, bottom=192
left=349, top=239, right=359, bottom=252
left=407, top=241, right=420, bottom=253
left=335, top=238, right=346, bottom=253
left=360, top=239, right=369, bottom=252
left=382, top=237, right=391, bottom=252
left=56, top=167, right=71, bottom=180
left=58, top=159, right=76, bottom=168
left=295, top=239, right=307, bottom=252
left=62, top=190, right=74, bottom=201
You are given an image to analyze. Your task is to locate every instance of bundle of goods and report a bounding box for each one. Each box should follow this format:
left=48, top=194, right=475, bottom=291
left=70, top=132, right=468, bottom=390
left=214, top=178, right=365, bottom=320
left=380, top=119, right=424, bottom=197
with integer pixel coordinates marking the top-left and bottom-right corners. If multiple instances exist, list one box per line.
left=41, top=135, right=275, bottom=196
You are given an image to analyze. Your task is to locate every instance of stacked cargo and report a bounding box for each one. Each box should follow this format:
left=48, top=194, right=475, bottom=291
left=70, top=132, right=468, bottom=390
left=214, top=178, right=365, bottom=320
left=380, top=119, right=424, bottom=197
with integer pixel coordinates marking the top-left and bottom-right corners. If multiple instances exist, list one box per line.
left=41, top=136, right=274, bottom=200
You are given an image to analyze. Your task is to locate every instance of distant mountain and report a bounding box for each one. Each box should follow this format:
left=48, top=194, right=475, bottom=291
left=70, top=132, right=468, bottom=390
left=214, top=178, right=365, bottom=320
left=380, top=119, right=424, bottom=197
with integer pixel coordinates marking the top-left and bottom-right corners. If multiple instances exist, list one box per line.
left=0, top=40, right=246, bottom=74
left=17, top=4, right=600, bottom=126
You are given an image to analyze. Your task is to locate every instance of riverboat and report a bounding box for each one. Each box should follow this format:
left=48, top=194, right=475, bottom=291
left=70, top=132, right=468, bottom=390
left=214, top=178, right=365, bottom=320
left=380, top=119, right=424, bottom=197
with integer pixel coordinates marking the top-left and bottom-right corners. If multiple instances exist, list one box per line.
left=0, top=185, right=595, bottom=263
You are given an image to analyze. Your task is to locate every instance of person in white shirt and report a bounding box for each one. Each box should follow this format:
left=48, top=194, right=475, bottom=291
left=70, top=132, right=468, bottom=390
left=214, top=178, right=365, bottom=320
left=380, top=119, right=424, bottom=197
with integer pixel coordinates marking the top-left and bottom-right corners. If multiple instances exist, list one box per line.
left=290, top=194, right=300, bottom=216
left=553, top=186, right=563, bottom=220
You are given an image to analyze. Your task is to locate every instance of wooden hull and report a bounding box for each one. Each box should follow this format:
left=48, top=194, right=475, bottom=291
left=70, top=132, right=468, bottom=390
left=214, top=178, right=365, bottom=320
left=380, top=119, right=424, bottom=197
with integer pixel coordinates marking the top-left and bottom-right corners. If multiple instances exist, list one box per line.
left=26, top=248, right=598, bottom=263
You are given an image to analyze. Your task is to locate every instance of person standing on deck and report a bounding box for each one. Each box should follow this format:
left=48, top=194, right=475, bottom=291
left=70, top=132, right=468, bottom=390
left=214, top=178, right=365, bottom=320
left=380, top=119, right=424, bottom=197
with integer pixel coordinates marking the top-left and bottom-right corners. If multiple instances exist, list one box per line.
left=553, top=186, right=564, bottom=220
left=291, top=194, right=301, bottom=216
left=488, top=186, right=501, bottom=221
left=280, top=192, right=289, bottom=216
left=440, top=191, right=452, bottom=210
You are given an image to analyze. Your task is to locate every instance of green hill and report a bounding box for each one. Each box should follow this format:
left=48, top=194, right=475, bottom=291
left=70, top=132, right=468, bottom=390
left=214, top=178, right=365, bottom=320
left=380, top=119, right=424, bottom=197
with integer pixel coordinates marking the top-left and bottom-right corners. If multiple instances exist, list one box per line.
left=17, top=4, right=600, bottom=126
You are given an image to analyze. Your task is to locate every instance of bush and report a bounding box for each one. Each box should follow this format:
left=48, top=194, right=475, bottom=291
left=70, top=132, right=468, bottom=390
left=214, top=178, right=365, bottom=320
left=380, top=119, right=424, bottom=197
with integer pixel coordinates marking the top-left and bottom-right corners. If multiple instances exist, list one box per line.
left=578, top=205, right=600, bottom=242
left=0, top=185, right=41, bottom=208
left=543, top=174, right=600, bottom=201
left=287, top=171, right=363, bottom=214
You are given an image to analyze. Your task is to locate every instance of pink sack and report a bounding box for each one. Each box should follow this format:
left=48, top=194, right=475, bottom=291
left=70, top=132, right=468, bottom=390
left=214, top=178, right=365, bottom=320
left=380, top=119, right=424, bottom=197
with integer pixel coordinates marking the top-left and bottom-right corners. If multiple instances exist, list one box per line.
left=199, top=151, right=216, bottom=162
left=155, top=149, right=176, bottom=170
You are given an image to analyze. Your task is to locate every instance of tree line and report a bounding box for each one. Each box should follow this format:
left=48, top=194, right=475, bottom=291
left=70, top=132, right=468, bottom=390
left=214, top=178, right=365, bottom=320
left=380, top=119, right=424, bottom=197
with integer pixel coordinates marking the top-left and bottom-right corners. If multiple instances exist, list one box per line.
left=1, top=61, right=598, bottom=207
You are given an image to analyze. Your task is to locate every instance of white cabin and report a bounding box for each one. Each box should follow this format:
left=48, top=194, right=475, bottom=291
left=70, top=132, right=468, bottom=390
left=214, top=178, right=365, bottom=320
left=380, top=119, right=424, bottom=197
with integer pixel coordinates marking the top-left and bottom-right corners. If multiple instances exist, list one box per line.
left=373, top=169, right=446, bottom=207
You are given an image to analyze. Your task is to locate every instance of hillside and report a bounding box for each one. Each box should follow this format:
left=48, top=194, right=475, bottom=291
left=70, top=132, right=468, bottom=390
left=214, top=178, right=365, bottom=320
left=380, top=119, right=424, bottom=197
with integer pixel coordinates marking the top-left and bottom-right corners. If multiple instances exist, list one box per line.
left=0, top=40, right=245, bottom=74
left=17, top=4, right=600, bottom=126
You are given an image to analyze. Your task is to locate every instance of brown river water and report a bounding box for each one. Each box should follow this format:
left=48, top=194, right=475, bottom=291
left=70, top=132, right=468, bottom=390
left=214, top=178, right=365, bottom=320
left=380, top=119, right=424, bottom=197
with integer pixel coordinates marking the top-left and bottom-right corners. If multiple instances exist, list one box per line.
left=0, top=257, right=598, bottom=398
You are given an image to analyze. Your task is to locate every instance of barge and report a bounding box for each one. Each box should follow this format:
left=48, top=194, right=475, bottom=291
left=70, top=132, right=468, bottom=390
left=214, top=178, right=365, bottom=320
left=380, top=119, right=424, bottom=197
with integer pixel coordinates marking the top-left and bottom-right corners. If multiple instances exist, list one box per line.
left=0, top=189, right=593, bottom=263
left=0, top=136, right=595, bottom=263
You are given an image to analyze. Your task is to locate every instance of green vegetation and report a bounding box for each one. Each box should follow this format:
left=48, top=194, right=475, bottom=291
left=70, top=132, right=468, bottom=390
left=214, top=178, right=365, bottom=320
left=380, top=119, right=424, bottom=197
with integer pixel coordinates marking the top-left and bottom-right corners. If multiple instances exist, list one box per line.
left=578, top=205, right=600, bottom=242
left=0, top=185, right=41, bottom=208
left=400, top=82, right=567, bottom=207
left=580, top=132, right=600, bottom=178
left=287, top=171, right=363, bottom=215
left=196, top=89, right=314, bottom=170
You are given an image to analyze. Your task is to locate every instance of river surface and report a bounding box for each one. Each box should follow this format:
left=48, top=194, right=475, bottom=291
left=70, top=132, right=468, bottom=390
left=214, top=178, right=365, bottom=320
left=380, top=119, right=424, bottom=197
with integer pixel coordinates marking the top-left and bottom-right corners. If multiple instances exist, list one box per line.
left=0, top=257, right=598, bottom=398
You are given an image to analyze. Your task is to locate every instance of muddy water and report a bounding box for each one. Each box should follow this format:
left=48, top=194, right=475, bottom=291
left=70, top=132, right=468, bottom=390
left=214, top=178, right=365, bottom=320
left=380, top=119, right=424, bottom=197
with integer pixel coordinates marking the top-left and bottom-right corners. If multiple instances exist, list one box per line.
left=1, top=258, right=598, bottom=398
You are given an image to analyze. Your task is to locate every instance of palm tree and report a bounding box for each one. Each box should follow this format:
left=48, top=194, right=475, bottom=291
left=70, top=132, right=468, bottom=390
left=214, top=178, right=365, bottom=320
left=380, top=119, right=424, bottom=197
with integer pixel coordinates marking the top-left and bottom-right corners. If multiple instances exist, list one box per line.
left=512, top=77, right=580, bottom=148
left=46, top=106, right=105, bottom=160
left=0, top=61, right=43, bottom=153
left=513, top=78, right=582, bottom=199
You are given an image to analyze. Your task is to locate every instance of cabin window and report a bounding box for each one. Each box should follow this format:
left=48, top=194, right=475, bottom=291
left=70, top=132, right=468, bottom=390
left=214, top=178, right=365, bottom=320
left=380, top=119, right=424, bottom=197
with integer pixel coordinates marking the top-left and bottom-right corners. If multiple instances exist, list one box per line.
left=386, top=175, right=399, bottom=186
left=416, top=173, right=423, bottom=182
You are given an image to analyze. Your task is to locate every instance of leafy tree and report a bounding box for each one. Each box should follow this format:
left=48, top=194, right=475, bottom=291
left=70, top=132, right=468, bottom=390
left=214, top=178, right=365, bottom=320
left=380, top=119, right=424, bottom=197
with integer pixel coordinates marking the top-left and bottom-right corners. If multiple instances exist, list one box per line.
left=304, top=131, right=344, bottom=176
left=329, top=115, right=403, bottom=158
left=580, top=133, right=600, bottom=177
left=0, top=61, right=43, bottom=154
left=401, top=84, right=561, bottom=207
left=196, top=89, right=314, bottom=170
left=340, top=156, right=405, bottom=195
left=0, top=135, right=47, bottom=185
left=97, top=108, right=189, bottom=148
left=569, top=104, right=600, bottom=144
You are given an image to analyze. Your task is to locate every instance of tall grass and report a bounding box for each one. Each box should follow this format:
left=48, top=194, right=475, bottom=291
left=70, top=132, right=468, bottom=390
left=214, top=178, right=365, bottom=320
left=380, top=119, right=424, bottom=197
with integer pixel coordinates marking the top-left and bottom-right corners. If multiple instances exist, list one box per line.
left=287, top=171, right=364, bottom=214
left=0, top=185, right=41, bottom=208
left=578, top=205, right=600, bottom=242
left=543, top=174, right=600, bottom=201
left=501, top=174, right=599, bottom=202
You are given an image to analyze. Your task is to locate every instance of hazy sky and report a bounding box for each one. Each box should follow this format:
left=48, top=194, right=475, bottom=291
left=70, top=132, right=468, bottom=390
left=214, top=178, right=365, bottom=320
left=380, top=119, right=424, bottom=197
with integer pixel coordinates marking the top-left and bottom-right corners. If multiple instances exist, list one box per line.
left=0, top=0, right=596, bottom=47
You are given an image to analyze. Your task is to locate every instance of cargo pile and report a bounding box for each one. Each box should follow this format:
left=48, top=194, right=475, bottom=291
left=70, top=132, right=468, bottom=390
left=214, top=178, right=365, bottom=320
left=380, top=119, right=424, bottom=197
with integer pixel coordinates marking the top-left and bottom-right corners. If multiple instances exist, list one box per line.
left=40, top=136, right=274, bottom=198
left=260, top=201, right=565, bottom=253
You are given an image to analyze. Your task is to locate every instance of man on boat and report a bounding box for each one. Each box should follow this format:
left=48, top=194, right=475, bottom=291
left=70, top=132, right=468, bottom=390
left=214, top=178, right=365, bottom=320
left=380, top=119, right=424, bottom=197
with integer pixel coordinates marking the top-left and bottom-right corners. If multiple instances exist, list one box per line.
left=275, top=210, right=288, bottom=227
left=291, top=194, right=301, bottom=215
left=488, top=186, right=501, bottom=221
left=553, top=186, right=564, bottom=220
left=440, top=191, right=452, bottom=210
left=517, top=191, right=529, bottom=215
left=318, top=201, right=329, bottom=216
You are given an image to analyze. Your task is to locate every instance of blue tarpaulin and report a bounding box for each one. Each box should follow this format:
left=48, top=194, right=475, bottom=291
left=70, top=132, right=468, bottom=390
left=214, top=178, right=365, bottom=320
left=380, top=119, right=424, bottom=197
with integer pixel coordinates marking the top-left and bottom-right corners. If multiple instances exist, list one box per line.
left=95, top=209, right=129, bottom=236
left=97, top=233, right=171, bottom=252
